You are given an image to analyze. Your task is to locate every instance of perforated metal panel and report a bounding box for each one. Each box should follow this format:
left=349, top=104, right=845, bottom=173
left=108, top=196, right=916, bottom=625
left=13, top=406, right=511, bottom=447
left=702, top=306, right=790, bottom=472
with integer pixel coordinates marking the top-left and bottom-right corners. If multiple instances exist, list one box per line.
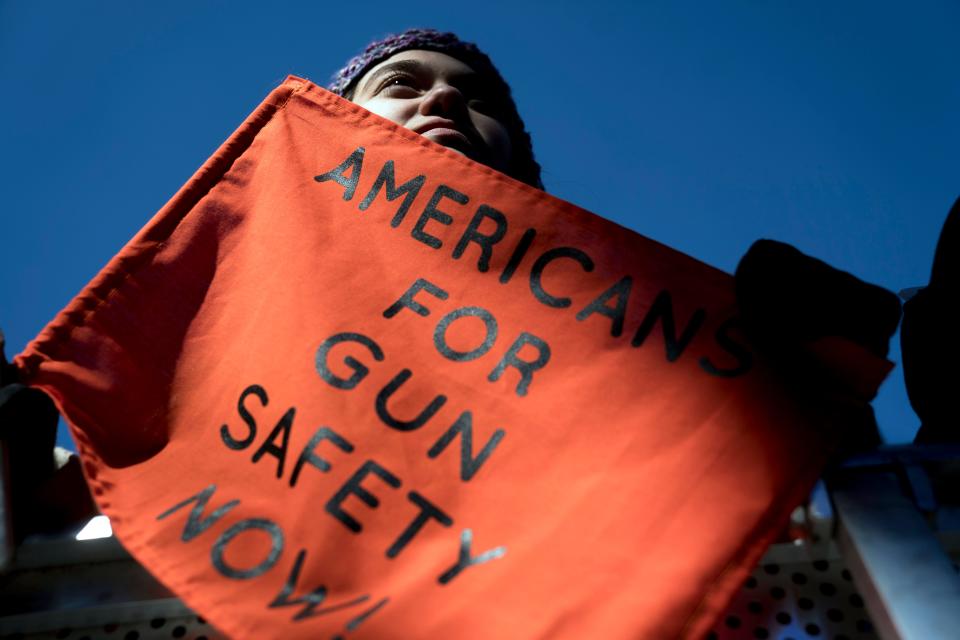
left=708, top=556, right=878, bottom=640
left=0, top=614, right=224, bottom=640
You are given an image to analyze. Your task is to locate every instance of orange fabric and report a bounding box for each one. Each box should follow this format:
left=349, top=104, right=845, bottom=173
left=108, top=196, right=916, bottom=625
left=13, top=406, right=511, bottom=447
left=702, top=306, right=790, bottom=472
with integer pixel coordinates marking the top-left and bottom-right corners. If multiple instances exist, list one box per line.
left=16, top=77, right=879, bottom=639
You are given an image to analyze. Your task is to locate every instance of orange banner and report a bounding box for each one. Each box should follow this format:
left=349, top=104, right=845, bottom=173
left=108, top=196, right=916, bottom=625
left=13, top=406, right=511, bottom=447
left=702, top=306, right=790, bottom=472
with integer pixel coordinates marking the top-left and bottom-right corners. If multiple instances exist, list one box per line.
left=17, top=77, right=846, bottom=639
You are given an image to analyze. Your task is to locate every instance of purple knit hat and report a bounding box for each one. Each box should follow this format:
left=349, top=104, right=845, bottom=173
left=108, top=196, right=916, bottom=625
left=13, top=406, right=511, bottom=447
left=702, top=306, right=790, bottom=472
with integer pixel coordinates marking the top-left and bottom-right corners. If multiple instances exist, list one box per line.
left=329, top=28, right=543, bottom=189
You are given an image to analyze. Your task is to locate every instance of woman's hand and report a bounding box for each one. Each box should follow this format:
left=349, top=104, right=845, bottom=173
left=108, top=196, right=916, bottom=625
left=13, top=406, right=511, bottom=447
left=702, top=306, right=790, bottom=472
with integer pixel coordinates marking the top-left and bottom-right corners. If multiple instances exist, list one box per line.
left=734, top=240, right=902, bottom=451
left=0, top=330, right=96, bottom=540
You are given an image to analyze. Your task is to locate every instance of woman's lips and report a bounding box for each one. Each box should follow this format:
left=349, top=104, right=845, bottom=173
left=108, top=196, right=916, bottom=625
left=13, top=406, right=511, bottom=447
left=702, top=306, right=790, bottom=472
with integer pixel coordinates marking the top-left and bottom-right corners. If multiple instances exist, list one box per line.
left=421, top=127, right=472, bottom=148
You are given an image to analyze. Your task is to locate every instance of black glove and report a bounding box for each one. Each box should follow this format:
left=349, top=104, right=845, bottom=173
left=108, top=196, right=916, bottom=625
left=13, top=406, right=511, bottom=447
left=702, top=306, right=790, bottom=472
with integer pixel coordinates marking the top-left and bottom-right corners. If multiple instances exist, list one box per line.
left=735, top=240, right=902, bottom=451
left=902, top=197, right=960, bottom=444
left=0, top=329, right=59, bottom=490
left=1, top=329, right=95, bottom=540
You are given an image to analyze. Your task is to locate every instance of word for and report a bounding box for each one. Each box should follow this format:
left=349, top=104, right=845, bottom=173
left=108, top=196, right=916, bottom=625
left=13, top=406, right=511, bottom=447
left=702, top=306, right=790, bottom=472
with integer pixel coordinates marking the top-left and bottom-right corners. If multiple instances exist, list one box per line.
left=329, top=276, right=551, bottom=398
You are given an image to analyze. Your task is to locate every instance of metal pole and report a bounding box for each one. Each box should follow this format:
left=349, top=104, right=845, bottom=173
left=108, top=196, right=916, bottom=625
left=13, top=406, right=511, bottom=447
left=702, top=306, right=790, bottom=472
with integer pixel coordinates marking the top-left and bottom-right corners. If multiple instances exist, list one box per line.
left=832, top=470, right=960, bottom=640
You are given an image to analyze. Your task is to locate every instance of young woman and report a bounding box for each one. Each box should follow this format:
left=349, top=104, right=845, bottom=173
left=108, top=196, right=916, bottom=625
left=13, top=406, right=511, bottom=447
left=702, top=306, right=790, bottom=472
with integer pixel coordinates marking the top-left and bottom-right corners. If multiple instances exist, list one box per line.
left=328, top=28, right=543, bottom=189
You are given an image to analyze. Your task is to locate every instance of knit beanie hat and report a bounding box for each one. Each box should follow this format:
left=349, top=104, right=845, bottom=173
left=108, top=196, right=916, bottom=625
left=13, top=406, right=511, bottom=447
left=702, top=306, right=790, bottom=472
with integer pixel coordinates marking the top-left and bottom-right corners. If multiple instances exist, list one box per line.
left=329, top=28, right=543, bottom=189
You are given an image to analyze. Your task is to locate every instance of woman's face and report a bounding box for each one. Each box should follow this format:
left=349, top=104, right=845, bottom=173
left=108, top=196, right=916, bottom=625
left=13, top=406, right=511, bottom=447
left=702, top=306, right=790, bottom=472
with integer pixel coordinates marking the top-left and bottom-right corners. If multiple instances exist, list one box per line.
left=350, top=50, right=513, bottom=175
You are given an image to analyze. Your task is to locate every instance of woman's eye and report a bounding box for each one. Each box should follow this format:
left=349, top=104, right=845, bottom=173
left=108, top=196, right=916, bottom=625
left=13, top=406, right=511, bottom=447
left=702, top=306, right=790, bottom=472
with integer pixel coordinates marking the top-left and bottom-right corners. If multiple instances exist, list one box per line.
left=378, top=74, right=418, bottom=96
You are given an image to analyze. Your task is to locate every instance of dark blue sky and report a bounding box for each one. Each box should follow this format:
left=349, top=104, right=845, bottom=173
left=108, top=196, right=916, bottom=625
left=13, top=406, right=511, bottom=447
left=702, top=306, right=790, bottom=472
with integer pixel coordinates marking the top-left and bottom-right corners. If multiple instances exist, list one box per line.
left=2, top=1, right=957, bottom=446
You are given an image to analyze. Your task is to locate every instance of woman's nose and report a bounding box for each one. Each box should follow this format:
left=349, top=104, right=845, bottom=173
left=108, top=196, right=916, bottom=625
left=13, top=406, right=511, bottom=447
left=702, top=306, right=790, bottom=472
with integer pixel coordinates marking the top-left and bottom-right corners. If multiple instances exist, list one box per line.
left=419, top=83, right=467, bottom=118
